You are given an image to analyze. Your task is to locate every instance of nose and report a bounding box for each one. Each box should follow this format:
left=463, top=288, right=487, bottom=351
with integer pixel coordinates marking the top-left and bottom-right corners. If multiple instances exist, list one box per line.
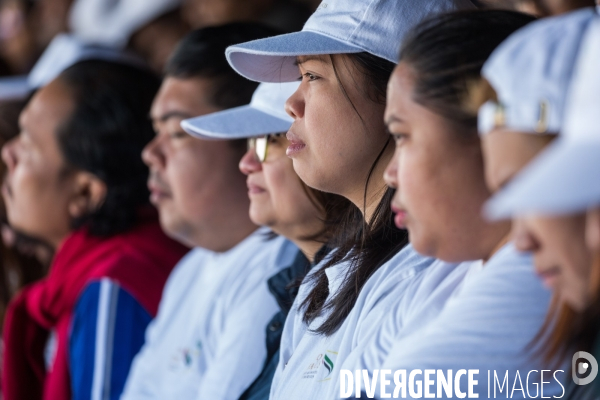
left=1, top=137, right=18, bottom=173
left=383, top=148, right=400, bottom=189
left=239, top=147, right=262, bottom=176
left=512, top=218, right=540, bottom=253
left=285, top=84, right=304, bottom=120
left=141, top=136, right=166, bottom=170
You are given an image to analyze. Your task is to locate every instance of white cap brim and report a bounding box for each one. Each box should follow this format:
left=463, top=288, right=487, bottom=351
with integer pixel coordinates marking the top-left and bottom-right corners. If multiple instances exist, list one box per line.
left=485, top=139, right=600, bottom=220
left=226, top=30, right=363, bottom=83
left=0, top=76, right=30, bottom=101
left=181, top=105, right=292, bottom=140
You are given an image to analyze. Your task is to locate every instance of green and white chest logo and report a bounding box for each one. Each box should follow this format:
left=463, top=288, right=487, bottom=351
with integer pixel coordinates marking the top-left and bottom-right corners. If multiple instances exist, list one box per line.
left=302, top=350, right=338, bottom=382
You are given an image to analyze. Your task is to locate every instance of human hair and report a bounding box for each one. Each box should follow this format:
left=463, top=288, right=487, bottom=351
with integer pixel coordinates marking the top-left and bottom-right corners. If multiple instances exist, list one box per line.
left=299, top=51, right=409, bottom=336
left=56, top=60, right=161, bottom=237
left=399, top=9, right=535, bottom=135
left=165, top=22, right=281, bottom=110
left=539, top=253, right=600, bottom=366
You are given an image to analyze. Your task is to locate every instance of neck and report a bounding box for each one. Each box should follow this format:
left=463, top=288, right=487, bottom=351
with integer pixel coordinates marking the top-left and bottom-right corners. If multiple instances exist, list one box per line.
left=483, top=228, right=512, bottom=263
left=346, top=144, right=394, bottom=224
left=291, top=237, right=323, bottom=264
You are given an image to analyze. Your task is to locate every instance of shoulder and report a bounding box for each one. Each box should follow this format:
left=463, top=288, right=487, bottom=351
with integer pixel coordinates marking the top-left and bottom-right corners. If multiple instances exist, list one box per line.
left=73, top=280, right=152, bottom=322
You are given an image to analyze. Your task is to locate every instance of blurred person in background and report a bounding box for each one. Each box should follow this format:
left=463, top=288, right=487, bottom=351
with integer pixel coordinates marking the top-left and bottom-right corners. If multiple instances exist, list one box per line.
left=0, top=98, right=47, bottom=329
left=68, top=0, right=190, bottom=73
left=127, top=8, right=190, bottom=73
left=476, top=0, right=595, bottom=15
left=479, top=14, right=600, bottom=400
left=181, top=81, right=351, bottom=400
left=0, top=0, right=40, bottom=74
left=121, top=23, right=300, bottom=400
left=182, top=0, right=310, bottom=32
left=1, top=59, right=189, bottom=400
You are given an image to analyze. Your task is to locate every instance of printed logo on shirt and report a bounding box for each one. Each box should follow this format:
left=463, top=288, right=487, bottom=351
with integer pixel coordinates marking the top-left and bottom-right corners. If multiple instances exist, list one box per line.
left=303, top=350, right=338, bottom=382
left=168, top=341, right=203, bottom=372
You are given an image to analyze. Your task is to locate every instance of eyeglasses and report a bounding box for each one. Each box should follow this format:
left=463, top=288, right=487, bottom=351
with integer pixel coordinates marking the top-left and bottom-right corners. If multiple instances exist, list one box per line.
left=248, top=133, right=284, bottom=163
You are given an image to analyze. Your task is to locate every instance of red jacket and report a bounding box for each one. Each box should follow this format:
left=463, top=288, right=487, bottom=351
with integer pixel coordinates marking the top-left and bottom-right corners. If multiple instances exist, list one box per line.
left=2, top=216, right=188, bottom=400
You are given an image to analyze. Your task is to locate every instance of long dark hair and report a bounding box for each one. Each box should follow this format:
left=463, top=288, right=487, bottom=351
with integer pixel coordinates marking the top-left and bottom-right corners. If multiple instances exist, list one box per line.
left=399, top=9, right=535, bottom=132
left=57, top=60, right=161, bottom=237
left=300, top=51, right=409, bottom=336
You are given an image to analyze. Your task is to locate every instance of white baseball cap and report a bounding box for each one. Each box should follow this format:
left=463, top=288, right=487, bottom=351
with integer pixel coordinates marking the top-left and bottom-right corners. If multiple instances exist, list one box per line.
left=0, top=76, right=29, bottom=101
left=0, top=34, right=141, bottom=101
left=484, top=17, right=600, bottom=219
left=225, top=0, right=476, bottom=83
left=478, top=7, right=597, bottom=136
left=181, top=82, right=298, bottom=140
left=69, top=0, right=183, bottom=49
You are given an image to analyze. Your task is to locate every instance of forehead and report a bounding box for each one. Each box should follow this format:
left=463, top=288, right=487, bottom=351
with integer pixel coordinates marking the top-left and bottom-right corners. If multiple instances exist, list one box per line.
left=21, top=79, right=74, bottom=135
left=385, top=63, right=416, bottom=121
left=151, top=76, right=223, bottom=123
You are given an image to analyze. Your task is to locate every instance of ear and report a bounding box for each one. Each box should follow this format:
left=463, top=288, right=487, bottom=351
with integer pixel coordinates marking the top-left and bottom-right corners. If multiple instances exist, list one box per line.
left=67, top=172, right=108, bottom=220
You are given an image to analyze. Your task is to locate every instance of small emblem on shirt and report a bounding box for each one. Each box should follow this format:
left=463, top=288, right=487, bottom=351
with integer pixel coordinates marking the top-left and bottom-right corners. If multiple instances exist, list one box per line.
left=168, top=341, right=202, bottom=371
left=303, top=350, right=338, bottom=382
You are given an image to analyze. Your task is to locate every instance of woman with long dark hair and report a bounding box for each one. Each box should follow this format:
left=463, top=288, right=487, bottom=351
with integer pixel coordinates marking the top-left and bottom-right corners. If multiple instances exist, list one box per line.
left=364, top=8, right=568, bottom=398
left=222, top=1, right=483, bottom=399
left=0, top=60, right=188, bottom=400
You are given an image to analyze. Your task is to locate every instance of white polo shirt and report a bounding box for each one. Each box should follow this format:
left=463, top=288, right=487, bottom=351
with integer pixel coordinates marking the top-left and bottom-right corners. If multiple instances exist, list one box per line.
left=371, top=243, right=561, bottom=399
left=120, top=229, right=298, bottom=400
left=268, top=244, right=472, bottom=400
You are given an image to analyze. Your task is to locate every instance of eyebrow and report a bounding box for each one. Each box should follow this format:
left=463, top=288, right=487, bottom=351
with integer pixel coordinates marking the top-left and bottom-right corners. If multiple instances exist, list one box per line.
left=152, top=111, right=193, bottom=123
left=385, top=115, right=405, bottom=126
left=295, top=55, right=330, bottom=67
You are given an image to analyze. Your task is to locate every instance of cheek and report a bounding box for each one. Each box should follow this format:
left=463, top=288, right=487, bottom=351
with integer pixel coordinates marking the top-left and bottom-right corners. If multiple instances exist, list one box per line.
left=166, top=147, right=217, bottom=214
left=264, top=163, right=306, bottom=220
left=6, top=157, right=71, bottom=235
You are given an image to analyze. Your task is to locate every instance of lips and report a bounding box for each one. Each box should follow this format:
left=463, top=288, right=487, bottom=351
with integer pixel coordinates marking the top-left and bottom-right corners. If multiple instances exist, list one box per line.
left=535, top=265, right=561, bottom=289
left=391, top=204, right=408, bottom=229
left=147, top=177, right=171, bottom=205
left=1, top=181, right=12, bottom=200
left=286, top=130, right=306, bottom=157
left=247, top=177, right=266, bottom=196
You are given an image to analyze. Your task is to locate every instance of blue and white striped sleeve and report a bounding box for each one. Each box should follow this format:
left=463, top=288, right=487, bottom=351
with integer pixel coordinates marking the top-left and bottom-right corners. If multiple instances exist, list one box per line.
left=69, top=279, right=153, bottom=400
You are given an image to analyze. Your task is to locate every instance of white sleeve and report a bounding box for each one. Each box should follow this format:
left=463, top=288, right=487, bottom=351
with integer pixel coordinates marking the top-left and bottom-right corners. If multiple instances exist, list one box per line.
left=375, top=248, right=562, bottom=399
left=119, top=255, right=191, bottom=400
left=193, top=272, right=280, bottom=400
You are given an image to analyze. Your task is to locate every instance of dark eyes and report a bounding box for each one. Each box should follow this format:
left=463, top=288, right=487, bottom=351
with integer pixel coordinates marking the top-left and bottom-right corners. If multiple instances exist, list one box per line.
left=169, top=131, right=188, bottom=140
left=302, top=72, right=319, bottom=82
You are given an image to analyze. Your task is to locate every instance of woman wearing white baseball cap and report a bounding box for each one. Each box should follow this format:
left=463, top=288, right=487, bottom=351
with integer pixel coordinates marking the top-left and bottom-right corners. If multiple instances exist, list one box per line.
left=224, top=1, right=486, bottom=399
left=476, top=6, right=598, bottom=368
left=481, top=17, right=600, bottom=399
left=365, top=9, right=572, bottom=397
left=182, top=82, right=349, bottom=399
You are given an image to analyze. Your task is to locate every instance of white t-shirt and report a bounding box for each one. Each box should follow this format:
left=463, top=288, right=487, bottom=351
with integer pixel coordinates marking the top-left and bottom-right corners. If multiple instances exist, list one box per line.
left=371, top=243, right=561, bottom=399
left=269, top=244, right=471, bottom=400
left=120, top=229, right=298, bottom=400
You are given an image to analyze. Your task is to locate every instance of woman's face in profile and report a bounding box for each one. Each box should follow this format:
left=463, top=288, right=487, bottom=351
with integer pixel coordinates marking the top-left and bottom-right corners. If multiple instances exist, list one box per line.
left=239, top=133, right=324, bottom=240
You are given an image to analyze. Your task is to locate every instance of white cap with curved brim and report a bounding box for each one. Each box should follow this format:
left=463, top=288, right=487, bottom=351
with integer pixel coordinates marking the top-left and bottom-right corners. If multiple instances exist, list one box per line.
left=0, top=34, right=140, bottom=101
left=484, top=18, right=600, bottom=220
left=0, top=76, right=29, bottom=101
left=478, top=8, right=596, bottom=137
left=69, top=0, right=184, bottom=49
left=181, top=82, right=299, bottom=140
left=225, top=0, right=476, bottom=83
